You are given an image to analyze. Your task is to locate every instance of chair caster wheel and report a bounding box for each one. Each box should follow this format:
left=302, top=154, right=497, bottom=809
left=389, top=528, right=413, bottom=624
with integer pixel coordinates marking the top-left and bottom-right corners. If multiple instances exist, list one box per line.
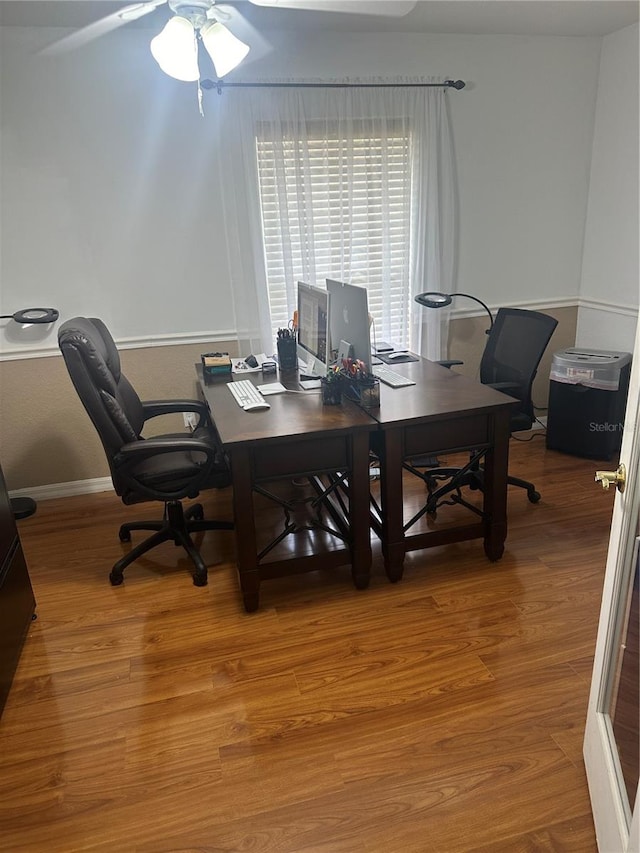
left=109, top=570, right=124, bottom=586
left=192, top=571, right=208, bottom=587
left=528, top=490, right=541, bottom=504
left=191, top=504, right=204, bottom=521
left=119, top=528, right=131, bottom=542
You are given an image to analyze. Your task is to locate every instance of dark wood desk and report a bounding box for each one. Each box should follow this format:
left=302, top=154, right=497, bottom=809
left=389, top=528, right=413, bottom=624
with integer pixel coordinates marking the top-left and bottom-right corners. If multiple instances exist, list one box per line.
left=0, top=464, right=36, bottom=716
left=368, top=358, right=516, bottom=581
left=198, top=368, right=377, bottom=611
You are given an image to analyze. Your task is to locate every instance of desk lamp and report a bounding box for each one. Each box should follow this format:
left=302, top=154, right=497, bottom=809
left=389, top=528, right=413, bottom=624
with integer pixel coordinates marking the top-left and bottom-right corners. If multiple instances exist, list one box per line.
left=411, top=291, right=494, bottom=470
left=0, top=308, right=59, bottom=325
left=415, top=292, right=494, bottom=333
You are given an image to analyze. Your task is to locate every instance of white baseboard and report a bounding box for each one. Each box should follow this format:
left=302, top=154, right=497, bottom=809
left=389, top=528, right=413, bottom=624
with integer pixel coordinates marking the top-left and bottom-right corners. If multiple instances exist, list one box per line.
left=9, top=477, right=114, bottom=502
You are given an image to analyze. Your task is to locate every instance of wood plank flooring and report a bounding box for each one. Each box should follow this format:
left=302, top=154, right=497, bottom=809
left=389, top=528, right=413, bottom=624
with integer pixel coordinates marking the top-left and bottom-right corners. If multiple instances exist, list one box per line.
left=0, top=438, right=614, bottom=852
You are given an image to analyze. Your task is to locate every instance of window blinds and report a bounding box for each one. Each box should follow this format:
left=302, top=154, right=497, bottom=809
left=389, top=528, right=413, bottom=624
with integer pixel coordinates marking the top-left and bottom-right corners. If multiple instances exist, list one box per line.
left=255, top=121, right=413, bottom=349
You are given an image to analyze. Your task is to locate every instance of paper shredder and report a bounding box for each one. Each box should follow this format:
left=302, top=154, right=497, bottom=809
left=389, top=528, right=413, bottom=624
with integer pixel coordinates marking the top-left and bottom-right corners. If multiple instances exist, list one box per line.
left=546, top=348, right=632, bottom=460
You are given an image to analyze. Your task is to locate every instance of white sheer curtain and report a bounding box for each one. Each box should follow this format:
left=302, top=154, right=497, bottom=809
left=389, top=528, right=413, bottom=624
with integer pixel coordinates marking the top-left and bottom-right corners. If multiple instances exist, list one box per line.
left=216, top=77, right=456, bottom=360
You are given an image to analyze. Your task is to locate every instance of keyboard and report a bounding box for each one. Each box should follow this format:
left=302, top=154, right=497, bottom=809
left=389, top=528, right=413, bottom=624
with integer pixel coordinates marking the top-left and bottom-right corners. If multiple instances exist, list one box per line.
left=227, top=380, right=271, bottom=411
left=372, top=365, right=416, bottom=388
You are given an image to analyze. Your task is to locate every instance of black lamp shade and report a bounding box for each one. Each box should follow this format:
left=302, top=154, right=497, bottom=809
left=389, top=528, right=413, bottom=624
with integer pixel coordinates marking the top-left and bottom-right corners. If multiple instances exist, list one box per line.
left=414, top=292, right=453, bottom=309
left=1, top=308, right=59, bottom=325
left=415, top=291, right=493, bottom=330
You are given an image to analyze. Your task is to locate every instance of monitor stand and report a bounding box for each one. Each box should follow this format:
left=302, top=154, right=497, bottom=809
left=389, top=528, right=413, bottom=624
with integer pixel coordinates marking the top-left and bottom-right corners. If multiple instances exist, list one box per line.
left=297, top=356, right=323, bottom=388
left=298, top=362, right=322, bottom=391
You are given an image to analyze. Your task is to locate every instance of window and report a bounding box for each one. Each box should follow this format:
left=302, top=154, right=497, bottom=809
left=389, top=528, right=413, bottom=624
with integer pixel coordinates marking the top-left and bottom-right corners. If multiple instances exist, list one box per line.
left=255, top=119, right=413, bottom=350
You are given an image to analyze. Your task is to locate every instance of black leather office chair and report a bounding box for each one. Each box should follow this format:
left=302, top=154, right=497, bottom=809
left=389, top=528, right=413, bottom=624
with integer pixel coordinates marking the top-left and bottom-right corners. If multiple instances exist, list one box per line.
left=406, top=307, right=558, bottom=514
left=58, top=317, right=233, bottom=587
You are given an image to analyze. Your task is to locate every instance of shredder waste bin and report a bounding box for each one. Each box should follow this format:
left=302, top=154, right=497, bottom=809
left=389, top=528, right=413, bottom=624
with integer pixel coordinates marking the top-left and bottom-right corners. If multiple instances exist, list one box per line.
left=546, top=348, right=631, bottom=460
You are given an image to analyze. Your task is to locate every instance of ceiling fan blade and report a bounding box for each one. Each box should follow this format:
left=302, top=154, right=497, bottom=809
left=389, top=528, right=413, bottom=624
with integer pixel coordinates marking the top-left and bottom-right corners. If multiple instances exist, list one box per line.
left=247, top=0, right=416, bottom=15
left=210, top=4, right=273, bottom=67
left=40, top=0, right=167, bottom=56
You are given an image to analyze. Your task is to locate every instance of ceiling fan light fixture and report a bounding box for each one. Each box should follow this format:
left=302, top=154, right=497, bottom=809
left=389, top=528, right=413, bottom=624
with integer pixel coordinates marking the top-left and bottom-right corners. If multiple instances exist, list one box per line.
left=150, top=15, right=200, bottom=82
left=201, top=20, right=250, bottom=78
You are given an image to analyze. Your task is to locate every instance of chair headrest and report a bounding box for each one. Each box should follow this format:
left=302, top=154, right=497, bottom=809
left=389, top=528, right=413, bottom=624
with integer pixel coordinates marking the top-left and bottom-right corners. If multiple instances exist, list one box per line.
left=58, top=317, right=122, bottom=394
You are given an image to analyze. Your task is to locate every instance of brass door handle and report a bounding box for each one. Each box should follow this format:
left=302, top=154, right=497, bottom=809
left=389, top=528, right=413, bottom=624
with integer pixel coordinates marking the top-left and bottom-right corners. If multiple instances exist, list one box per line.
left=595, top=463, right=626, bottom=493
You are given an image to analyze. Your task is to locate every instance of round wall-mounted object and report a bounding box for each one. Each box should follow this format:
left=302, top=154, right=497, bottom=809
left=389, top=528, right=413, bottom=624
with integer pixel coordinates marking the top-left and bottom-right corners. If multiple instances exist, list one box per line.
left=1, top=308, right=59, bottom=324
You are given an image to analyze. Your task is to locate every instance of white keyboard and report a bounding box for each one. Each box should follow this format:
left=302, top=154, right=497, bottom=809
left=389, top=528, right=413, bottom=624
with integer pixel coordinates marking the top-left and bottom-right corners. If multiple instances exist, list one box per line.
left=372, top=365, right=416, bottom=388
left=227, top=380, right=271, bottom=411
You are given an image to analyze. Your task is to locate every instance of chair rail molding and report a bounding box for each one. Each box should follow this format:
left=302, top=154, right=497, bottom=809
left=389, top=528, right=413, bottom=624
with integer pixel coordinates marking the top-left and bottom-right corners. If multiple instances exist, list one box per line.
left=439, top=296, right=577, bottom=321
left=438, top=297, right=638, bottom=323
left=0, top=329, right=238, bottom=361
left=578, top=297, right=639, bottom=318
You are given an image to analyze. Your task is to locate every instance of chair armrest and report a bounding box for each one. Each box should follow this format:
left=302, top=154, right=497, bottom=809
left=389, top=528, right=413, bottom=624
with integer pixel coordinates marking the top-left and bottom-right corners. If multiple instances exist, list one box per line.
left=486, top=381, right=521, bottom=396
left=142, top=399, right=209, bottom=429
left=117, top=436, right=215, bottom=458
left=436, top=360, right=464, bottom=369
left=113, top=436, right=221, bottom=501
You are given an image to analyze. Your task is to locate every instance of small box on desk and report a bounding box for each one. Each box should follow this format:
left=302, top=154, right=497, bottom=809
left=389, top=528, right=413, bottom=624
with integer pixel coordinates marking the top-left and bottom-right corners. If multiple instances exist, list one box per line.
left=201, top=352, right=232, bottom=381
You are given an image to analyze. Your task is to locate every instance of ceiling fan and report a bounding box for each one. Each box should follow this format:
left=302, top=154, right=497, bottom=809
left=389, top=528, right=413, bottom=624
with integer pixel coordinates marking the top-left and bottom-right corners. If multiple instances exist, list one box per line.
left=41, top=0, right=418, bottom=82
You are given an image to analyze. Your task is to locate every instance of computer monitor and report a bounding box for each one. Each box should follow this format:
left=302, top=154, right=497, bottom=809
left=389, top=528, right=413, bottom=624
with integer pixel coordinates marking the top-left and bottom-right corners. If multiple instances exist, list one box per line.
left=296, top=281, right=331, bottom=378
left=326, top=279, right=372, bottom=367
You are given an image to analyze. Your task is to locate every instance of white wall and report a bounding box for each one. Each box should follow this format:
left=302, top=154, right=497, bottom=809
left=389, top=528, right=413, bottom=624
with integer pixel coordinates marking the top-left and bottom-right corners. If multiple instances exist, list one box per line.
left=0, top=26, right=236, bottom=353
left=577, top=22, right=639, bottom=353
left=0, top=24, right=603, bottom=356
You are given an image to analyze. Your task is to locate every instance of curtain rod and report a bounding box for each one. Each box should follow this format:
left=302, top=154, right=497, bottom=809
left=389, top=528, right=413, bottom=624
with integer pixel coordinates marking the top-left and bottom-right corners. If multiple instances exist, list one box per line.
left=201, top=79, right=465, bottom=93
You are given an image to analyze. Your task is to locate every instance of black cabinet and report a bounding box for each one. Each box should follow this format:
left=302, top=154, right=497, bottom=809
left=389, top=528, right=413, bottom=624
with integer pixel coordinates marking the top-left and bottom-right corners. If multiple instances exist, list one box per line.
left=0, top=465, right=36, bottom=716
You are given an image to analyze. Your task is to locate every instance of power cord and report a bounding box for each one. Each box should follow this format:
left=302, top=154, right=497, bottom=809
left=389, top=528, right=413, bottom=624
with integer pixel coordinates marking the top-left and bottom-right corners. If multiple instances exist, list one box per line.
left=512, top=416, right=548, bottom=441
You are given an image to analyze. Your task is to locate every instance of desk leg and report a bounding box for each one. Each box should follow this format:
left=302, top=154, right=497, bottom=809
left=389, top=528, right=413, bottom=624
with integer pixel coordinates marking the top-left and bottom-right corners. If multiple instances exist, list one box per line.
left=483, top=409, right=510, bottom=562
left=350, top=431, right=372, bottom=590
left=230, top=446, right=260, bottom=612
left=379, top=428, right=406, bottom=582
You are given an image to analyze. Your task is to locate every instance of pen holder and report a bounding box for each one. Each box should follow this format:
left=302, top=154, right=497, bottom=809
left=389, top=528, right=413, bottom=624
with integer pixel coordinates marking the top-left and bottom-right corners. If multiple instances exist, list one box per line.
left=277, top=336, right=297, bottom=371
left=343, top=376, right=380, bottom=408
left=321, top=376, right=342, bottom=405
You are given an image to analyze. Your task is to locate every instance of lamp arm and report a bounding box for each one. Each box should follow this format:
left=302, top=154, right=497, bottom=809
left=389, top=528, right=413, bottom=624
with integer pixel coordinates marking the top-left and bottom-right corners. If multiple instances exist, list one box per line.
left=454, top=293, right=494, bottom=330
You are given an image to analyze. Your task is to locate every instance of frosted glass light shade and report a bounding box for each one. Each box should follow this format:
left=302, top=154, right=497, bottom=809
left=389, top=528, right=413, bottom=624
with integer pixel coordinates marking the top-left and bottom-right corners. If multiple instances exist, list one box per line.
left=201, top=21, right=250, bottom=78
left=150, top=16, right=199, bottom=82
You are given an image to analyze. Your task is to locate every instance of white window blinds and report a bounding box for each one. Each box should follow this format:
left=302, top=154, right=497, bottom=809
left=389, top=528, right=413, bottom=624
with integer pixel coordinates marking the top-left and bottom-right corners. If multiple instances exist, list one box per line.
left=255, top=120, right=413, bottom=350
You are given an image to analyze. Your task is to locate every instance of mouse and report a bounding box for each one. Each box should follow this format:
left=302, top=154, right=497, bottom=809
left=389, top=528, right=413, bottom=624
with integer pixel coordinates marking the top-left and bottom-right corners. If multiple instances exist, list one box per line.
left=387, top=351, right=408, bottom=360
left=243, top=401, right=271, bottom=412
left=245, top=355, right=259, bottom=368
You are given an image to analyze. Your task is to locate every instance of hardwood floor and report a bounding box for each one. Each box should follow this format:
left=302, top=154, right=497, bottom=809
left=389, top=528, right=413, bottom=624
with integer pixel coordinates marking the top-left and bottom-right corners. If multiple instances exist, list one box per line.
left=0, top=438, right=614, bottom=852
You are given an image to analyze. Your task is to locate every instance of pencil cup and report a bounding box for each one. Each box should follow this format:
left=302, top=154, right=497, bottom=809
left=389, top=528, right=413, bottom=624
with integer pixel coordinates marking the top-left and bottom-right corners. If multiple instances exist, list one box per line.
left=359, top=378, right=380, bottom=408
left=321, top=377, right=342, bottom=405
left=344, top=377, right=380, bottom=408
left=277, top=337, right=297, bottom=371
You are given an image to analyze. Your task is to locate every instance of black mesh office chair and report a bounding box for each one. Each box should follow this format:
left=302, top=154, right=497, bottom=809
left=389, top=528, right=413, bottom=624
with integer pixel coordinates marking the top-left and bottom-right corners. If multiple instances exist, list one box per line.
left=58, top=317, right=233, bottom=587
left=406, top=307, right=558, bottom=513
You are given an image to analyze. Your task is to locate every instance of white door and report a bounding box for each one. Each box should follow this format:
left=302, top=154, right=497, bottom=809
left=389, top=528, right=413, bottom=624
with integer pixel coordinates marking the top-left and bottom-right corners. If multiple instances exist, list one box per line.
left=584, top=318, right=640, bottom=853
